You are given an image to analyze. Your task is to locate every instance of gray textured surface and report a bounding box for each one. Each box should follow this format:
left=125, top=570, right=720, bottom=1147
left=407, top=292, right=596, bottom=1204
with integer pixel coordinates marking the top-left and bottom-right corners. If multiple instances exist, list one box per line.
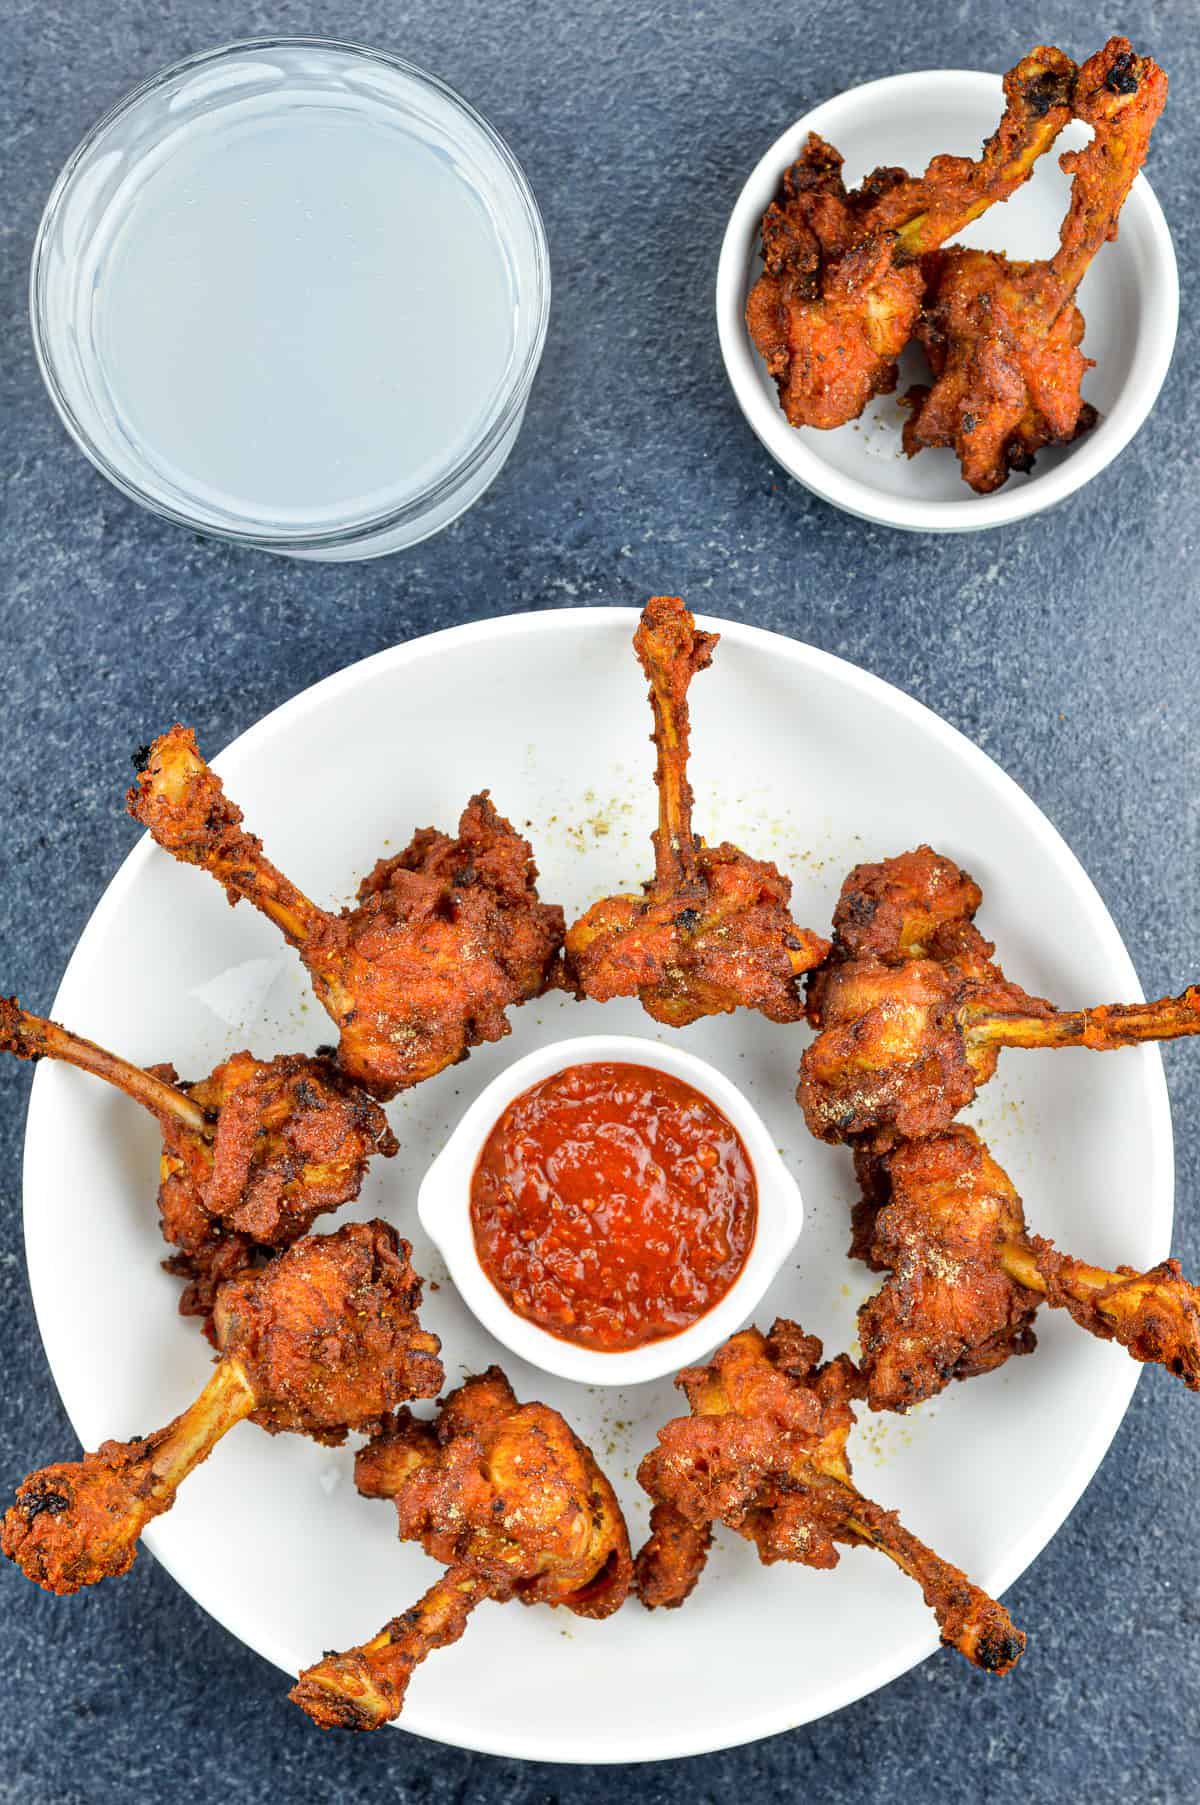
left=1, top=1, right=1198, bottom=1800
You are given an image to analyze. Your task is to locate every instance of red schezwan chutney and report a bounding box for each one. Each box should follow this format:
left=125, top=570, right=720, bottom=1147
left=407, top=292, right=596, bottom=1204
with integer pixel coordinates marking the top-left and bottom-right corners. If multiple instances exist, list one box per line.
left=470, top=1061, right=757, bottom=1352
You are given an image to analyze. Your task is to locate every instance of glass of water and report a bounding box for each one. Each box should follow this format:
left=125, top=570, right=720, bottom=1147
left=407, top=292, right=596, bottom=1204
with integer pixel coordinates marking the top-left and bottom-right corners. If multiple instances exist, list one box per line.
left=31, top=38, right=551, bottom=560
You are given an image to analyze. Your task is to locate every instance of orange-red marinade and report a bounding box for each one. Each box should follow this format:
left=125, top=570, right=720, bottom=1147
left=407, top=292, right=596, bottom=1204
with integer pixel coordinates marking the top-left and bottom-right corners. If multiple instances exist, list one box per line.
left=470, top=1061, right=757, bottom=1352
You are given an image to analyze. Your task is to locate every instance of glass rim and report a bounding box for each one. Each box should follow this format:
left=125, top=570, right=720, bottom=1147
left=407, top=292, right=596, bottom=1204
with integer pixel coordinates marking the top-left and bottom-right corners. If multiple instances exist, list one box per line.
left=29, top=35, right=552, bottom=551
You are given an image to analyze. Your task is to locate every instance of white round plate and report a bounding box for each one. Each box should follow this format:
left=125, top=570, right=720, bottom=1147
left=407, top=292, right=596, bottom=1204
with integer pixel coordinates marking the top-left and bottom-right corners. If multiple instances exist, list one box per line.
left=717, top=70, right=1179, bottom=533
left=22, top=609, right=1171, bottom=1761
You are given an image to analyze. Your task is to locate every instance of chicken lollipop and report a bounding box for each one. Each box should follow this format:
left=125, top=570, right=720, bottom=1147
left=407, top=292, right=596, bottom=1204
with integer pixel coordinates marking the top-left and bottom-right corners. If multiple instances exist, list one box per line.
left=565, top=598, right=828, bottom=1026
left=800, top=845, right=1200, bottom=1148
left=3, top=1222, right=442, bottom=1595
left=635, top=1321, right=1024, bottom=1673
left=853, top=1126, right=1200, bottom=1413
left=127, top=729, right=564, bottom=1099
left=0, top=998, right=397, bottom=1320
left=745, top=46, right=1077, bottom=430
left=903, top=39, right=1168, bottom=490
left=291, top=1367, right=632, bottom=1730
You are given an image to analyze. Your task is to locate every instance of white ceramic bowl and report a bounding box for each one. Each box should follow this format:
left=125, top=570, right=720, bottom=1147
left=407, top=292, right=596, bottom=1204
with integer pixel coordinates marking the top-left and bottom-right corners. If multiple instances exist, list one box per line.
left=717, top=68, right=1178, bottom=533
left=417, top=1033, right=805, bottom=1385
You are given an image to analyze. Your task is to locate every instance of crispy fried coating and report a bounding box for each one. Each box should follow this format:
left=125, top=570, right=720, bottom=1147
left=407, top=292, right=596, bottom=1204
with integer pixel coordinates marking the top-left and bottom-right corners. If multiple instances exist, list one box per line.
left=800, top=846, right=1200, bottom=1148
left=745, top=135, right=927, bottom=432
left=210, top=1220, right=442, bottom=1441
left=634, top=1501, right=713, bottom=1609
left=565, top=599, right=828, bottom=1026
left=164, top=1049, right=396, bottom=1321
left=802, top=935, right=1053, bottom=1148
left=903, top=39, right=1168, bottom=490
left=855, top=1127, right=1200, bottom=1411
left=187, top=1052, right=394, bottom=1240
left=855, top=1130, right=1040, bottom=1411
left=2, top=1223, right=441, bottom=1595
left=745, top=48, right=1077, bottom=430
left=903, top=248, right=1098, bottom=489
left=127, top=730, right=563, bottom=1099
left=0, top=999, right=396, bottom=1323
left=292, top=1367, right=632, bottom=1729
left=825, top=845, right=984, bottom=962
left=358, top=1368, right=632, bottom=1613
left=635, top=1322, right=1024, bottom=1674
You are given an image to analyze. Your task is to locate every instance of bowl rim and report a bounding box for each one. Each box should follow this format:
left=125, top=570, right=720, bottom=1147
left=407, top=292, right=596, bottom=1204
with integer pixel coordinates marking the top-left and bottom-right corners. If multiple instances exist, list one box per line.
left=715, top=66, right=1179, bottom=534
left=416, top=1030, right=805, bottom=1386
left=28, top=34, right=552, bottom=552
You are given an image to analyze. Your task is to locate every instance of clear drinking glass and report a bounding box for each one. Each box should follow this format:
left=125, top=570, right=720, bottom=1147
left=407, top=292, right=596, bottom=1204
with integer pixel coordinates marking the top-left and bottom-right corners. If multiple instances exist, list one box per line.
left=31, top=38, right=551, bottom=559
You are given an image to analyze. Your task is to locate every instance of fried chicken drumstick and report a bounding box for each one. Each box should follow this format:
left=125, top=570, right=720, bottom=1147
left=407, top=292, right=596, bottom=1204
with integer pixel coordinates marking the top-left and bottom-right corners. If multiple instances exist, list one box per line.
left=635, top=1321, right=1024, bottom=1674
left=800, top=845, right=1200, bottom=1149
left=745, top=47, right=1077, bottom=430
left=2, top=1222, right=441, bottom=1595
left=903, top=39, right=1168, bottom=490
left=564, top=599, right=828, bottom=1026
left=292, top=1367, right=632, bottom=1730
left=127, top=729, right=564, bottom=1100
left=0, top=998, right=396, bottom=1319
left=854, top=1126, right=1200, bottom=1413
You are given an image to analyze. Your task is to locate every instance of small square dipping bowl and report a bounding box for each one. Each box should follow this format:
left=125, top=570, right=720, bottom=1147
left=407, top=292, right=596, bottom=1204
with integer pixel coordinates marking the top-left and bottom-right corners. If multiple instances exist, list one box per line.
left=417, top=1033, right=805, bottom=1387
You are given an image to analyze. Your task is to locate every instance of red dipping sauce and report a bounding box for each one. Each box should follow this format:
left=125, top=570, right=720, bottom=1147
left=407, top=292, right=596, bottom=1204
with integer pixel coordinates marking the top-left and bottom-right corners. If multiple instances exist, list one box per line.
left=470, top=1061, right=757, bottom=1352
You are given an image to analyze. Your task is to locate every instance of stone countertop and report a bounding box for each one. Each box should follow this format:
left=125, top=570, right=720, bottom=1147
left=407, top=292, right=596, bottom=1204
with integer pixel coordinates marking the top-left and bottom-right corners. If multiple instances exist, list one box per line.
left=1, top=2, right=1197, bottom=1801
